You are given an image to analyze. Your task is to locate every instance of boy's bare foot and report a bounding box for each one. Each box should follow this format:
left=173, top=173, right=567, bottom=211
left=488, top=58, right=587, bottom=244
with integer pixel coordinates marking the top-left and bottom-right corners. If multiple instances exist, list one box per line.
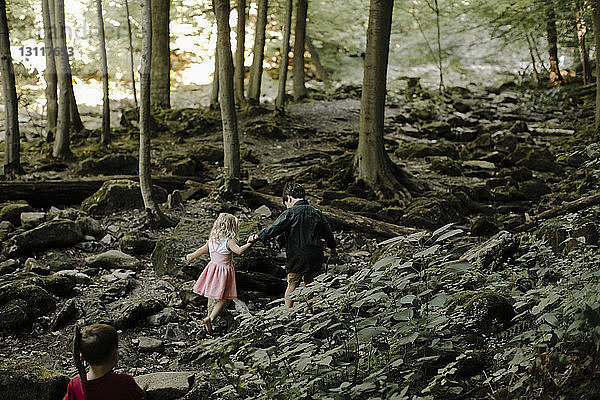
left=202, top=317, right=212, bottom=334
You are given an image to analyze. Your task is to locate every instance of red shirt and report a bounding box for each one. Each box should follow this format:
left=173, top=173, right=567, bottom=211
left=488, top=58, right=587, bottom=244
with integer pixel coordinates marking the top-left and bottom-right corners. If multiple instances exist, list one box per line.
left=63, top=371, right=145, bottom=400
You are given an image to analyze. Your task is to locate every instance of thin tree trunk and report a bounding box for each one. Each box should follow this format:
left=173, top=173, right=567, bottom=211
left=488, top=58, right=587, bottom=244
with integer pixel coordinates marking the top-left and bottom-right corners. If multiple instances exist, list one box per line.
left=53, top=0, right=72, bottom=159
left=70, top=85, right=84, bottom=132
left=125, top=0, right=137, bottom=107
left=42, top=0, right=57, bottom=141
left=306, top=36, right=328, bottom=82
left=96, top=0, right=110, bottom=146
left=0, top=0, right=21, bottom=176
left=275, top=0, right=292, bottom=111
left=576, top=0, right=591, bottom=84
left=434, top=0, right=444, bottom=92
left=525, top=33, right=540, bottom=84
left=215, top=0, right=241, bottom=193
left=591, top=0, right=600, bottom=129
left=210, top=44, right=219, bottom=108
left=545, top=0, right=563, bottom=84
left=150, top=0, right=170, bottom=108
left=355, top=0, right=410, bottom=201
left=139, top=0, right=172, bottom=226
left=292, top=0, right=308, bottom=100
left=247, top=0, right=268, bottom=105
left=234, top=0, right=246, bottom=106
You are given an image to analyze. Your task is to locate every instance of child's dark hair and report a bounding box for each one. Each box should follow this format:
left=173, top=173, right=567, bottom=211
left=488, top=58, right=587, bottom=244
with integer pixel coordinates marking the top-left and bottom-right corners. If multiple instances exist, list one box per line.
left=282, top=182, right=305, bottom=202
left=73, top=324, right=118, bottom=383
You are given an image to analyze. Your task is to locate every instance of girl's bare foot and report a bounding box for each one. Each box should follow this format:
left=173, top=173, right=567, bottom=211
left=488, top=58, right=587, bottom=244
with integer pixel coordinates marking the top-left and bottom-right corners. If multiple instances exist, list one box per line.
left=202, top=317, right=212, bottom=334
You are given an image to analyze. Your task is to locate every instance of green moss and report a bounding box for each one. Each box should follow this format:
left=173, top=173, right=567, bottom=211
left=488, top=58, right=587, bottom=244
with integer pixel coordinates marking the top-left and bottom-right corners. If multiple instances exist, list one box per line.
left=429, top=157, right=463, bottom=176
left=330, top=197, right=382, bottom=213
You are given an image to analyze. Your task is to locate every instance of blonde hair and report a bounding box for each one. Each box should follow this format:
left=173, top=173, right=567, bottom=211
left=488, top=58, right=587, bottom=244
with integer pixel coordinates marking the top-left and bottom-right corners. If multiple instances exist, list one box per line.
left=209, top=213, right=239, bottom=243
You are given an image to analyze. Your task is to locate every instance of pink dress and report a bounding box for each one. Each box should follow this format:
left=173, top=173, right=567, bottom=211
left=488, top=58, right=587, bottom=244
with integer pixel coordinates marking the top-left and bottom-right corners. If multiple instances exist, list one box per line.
left=192, top=239, right=237, bottom=300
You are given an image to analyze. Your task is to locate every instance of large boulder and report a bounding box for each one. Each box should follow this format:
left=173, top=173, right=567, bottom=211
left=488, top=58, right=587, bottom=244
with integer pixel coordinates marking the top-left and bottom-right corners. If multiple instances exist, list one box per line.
left=0, top=358, right=69, bottom=400
left=0, top=201, right=31, bottom=226
left=109, top=297, right=166, bottom=328
left=119, top=233, right=157, bottom=255
left=81, top=179, right=168, bottom=216
left=135, top=371, right=195, bottom=400
left=503, top=144, right=560, bottom=172
left=400, top=192, right=471, bottom=230
left=77, top=154, right=138, bottom=176
left=85, top=250, right=143, bottom=271
left=6, top=219, right=84, bottom=256
left=460, top=230, right=519, bottom=270
left=452, top=291, right=515, bottom=333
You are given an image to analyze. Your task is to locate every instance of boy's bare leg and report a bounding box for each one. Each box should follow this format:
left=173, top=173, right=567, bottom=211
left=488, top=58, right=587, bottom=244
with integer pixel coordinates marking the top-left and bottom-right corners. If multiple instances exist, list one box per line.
left=285, top=273, right=301, bottom=308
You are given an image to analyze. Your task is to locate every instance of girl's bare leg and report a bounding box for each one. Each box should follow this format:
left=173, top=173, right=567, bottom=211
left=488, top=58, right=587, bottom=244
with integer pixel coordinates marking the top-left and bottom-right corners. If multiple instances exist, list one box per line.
left=203, top=299, right=229, bottom=333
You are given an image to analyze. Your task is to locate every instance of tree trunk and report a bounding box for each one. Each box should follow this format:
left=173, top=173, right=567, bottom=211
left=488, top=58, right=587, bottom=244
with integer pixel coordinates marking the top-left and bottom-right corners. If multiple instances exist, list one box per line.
left=592, top=0, right=600, bottom=129
left=434, top=0, right=444, bottom=92
left=150, top=0, right=170, bottom=108
left=292, top=0, right=308, bottom=100
left=306, top=36, right=328, bottom=82
left=139, top=0, right=172, bottom=226
left=210, top=44, right=219, bottom=108
left=247, top=0, right=267, bottom=105
left=525, top=32, right=539, bottom=84
left=53, top=0, right=72, bottom=159
left=576, top=0, right=591, bottom=85
left=0, top=0, right=21, bottom=176
left=275, top=0, right=292, bottom=111
left=42, top=0, right=57, bottom=141
left=545, top=0, right=563, bottom=84
left=125, top=0, right=137, bottom=107
left=234, top=0, right=246, bottom=106
left=96, top=0, right=110, bottom=146
left=70, top=85, right=84, bottom=132
left=215, top=0, right=241, bottom=193
left=354, top=0, right=411, bottom=201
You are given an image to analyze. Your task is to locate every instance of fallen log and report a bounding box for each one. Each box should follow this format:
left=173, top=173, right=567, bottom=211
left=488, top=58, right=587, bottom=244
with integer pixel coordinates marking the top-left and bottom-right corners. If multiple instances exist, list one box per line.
left=514, top=192, right=600, bottom=232
left=243, top=190, right=417, bottom=238
left=0, top=175, right=201, bottom=207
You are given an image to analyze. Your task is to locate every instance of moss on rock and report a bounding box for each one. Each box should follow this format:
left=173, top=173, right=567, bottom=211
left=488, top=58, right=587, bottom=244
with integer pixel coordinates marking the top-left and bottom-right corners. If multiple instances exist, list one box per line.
left=81, top=179, right=168, bottom=216
left=0, top=358, right=69, bottom=400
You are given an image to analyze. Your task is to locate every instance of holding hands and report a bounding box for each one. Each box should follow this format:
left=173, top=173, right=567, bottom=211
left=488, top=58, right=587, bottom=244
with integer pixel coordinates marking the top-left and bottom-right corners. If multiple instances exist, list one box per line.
left=247, top=234, right=259, bottom=243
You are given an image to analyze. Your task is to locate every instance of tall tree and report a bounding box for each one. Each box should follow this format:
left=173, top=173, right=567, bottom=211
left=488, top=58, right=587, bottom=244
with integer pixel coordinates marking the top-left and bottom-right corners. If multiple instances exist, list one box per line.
left=125, top=0, right=137, bottom=107
left=591, top=0, right=600, bottom=128
left=0, top=0, right=22, bottom=176
left=42, top=0, right=57, bottom=140
left=545, top=0, right=563, bottom=84
left=355, top=0, right=411, bottom=200
left=275, top=0, right=293, bottom=111
left=139, top=0, right=172, bottom=226
left=150, top=0, right=170, bottom=108
left=53, top=0, right=72, bottom=158
left=306, top=36, right=328, bottom=82
left=210, top=45, right=219, bottom=108
left=234, top=0, right=246, bottom=106
left=292, top=0, right=308, bottom=100
left=215, top=0, right=241, bottom=193
left=575, top=0, right=591, bottom=84
left=96, top=0, right=110, bottom=146
left=247, top=0, right=268, bottom=105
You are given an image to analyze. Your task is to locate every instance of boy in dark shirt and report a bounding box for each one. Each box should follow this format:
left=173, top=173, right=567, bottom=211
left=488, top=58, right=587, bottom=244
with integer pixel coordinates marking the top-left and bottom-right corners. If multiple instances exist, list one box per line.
left=249, top=182, right=337, bottom=308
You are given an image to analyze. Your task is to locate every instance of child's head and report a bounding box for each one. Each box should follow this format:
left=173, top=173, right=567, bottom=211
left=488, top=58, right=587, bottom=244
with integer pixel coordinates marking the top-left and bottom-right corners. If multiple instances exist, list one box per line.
left=73, top=324, right=119, bottom=381
left=282, top=182, right=305, bottom=205
left=209, top=213, right=239, bottom=243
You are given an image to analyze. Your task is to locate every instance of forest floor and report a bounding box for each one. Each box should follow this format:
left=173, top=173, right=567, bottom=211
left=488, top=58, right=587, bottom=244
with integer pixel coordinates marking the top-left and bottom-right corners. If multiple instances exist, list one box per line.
left=1, top=80, right=600, bottom=399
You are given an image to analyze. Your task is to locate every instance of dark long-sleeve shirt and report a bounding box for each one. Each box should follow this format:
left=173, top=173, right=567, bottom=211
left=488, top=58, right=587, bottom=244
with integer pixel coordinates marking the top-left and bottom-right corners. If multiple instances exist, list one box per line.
left=257, top=200, right=336, bottom=275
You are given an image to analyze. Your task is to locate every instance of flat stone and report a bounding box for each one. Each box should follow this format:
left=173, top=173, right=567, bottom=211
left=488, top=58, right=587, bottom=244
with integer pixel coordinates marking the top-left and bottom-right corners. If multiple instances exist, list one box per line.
left=20, top=212, right=46, bottom=228
left=85, top=250, right=142, bottom=271
left=138, top=337, right=164, bottom=353
left=135, top=371, right=195, bottom=400
left=254, top=205, right=272, bottom=218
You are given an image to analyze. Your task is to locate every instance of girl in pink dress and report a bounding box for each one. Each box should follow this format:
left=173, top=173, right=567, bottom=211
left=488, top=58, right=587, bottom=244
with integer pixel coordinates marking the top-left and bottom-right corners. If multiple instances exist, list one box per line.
left=185, top=213, right=253, bottom=333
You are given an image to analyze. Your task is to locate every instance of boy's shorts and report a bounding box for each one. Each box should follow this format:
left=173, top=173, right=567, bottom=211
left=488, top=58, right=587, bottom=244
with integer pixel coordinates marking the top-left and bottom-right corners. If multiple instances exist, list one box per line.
left=287, top=273, right=314, bottom=286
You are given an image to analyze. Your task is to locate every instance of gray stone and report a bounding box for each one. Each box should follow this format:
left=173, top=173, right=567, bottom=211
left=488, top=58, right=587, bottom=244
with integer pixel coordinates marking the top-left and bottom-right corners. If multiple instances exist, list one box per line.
left=167, top=191, right=184, bottom=210
left=138, top=337, right=164, bottom=353
left=147, top=307, right=185, bottom=326
left=0, top=220, right=14, bottom=241
left=24, top=258, right=50, bottom=275
left=100, top=234, right=113, bottom=245
left=0, top=259, right=19, bottom=275
left=165, top=322, right=187, bottom=340
left=119, top=233, right=157, bottom=255
left=135, top=371, right=195, bottom=400
left=461, top=230, right=519, bottom=270
left=81, top=179, right=168, bottom=216
left=6, top=220, right=84, bottom=256
left=101, top=269, right=136, bottom=282
left=254, top=205, right=272, bottom=217
left=76, top=216, right=105, bottom=239
left=51, top=298, right=78, bottom=331
left=78, top=154, right=138, bottom=176
left=55, top=270, right=92, bottom=285
left=0, top=201, right=31, bottom=226
left=20, top=212, right=46, bottom=228
left=85, top=250, right=142, bottom=270
left=0, top=358, right=69, bottom=400
left=110, top=297, right=165, bottom=328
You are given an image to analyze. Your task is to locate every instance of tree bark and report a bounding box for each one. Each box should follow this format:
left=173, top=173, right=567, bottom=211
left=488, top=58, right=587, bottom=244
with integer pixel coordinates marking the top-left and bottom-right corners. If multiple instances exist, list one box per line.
left=150, top=0, right=170, bottom=108
left=545, top=0, right=563, bottom=84
left=96, top=0, right=110, bottom=146
left=575, top=0, right=591, bottom=85
left=125, top=0, right=137, bottom=107
left=355, top=0, right=411, bottom=201
left=525, top=32, right=539, bottom=84
left=592, top=0, right=600, bottom=129
left=42, top=0, right=57, bottom=141
left=275, top=0, right=292, bottom=111
left=292, top=0, right=308, bottom=100
left=70, top=84, right=85, bottom=132
left=247, top=0, right=267, bottom=105
left=0, top=0, right=21, bottom=176
left=306, top=36, right=328, bottom=82
left=215, top=0, right=241, bottom=193
left=139, top=0, right=172, bottom=226
left=434, top=0, right=444, bottom=92
left=53, top=0, right=72, bottom=159
left=234, top=0, right=246, bottom=106
left=210, top=44, right=219, bottom=108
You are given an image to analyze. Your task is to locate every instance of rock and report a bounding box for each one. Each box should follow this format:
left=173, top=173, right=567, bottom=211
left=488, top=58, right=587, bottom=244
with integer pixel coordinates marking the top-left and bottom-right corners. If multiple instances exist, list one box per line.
left=462, top=160, right=495, bottom=171
left=120, top=233, right=157, bottom=255
left=467, top=133, right=493, bottom=151
left=51, top=298, right=78, bottom=331
left=429, top=157, right=463, bottom=176
left=85, top=250, right=143, bottom=270
left=0, top=201, right=31, bottom=226
left=0, top=357, right=69, bottom=400
left=497, top=167, right=532, bottom=182
left=254, top=205, right=272, bottom=218
left=421, top=121, right=452, bottom=138
left=470, top=216, right=501, bottom=237
left=0, top=259, right=19, bottom=275
left=147, top=307, right=186, bottom=326
left=54, top=270, right=92, bottom=285
left=163, top=155, right=199, bottom=176
left=78, top=154, right=138, bottom=175
left=460, top=231, right=519, bottom=270
left=165, top=323, right=187, bottom=340
left=503, top=144, right=559, bottom=172
left=24, top=258, right=50, bottom=275
left=138, top=337, right=164, bottom=353
left=110, top=297, right=165, bottom=328
left=42, top=274, right=77, bottom=297
left=81, top=179, right=168, bottom=216
left=20, top=212, right=46, bottom=228
left=395, top=140, right=460, bottom=160
left=454, top=291, right=515, bottom=333
left=76, top=216, right=105, bottom=239
left=167, top=191, right=184, bottom=209
left=518, top=179, right=551, bottom=201
left=190, top=144, right=223, bottom=163
left=40, top=252, right=79, bottom=273
left=330, top=197, right=382, bottom=213
left=135, top=371, right=195, bottom=400
left=6, top=220, right=84, bottom=256
left=400, top=192, right=470, bottom=230
left=0, top=220, right=14, bottom=241
left=249, top=177, right=268, bottom=190
left=244, top=119, right=285, bottom=140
